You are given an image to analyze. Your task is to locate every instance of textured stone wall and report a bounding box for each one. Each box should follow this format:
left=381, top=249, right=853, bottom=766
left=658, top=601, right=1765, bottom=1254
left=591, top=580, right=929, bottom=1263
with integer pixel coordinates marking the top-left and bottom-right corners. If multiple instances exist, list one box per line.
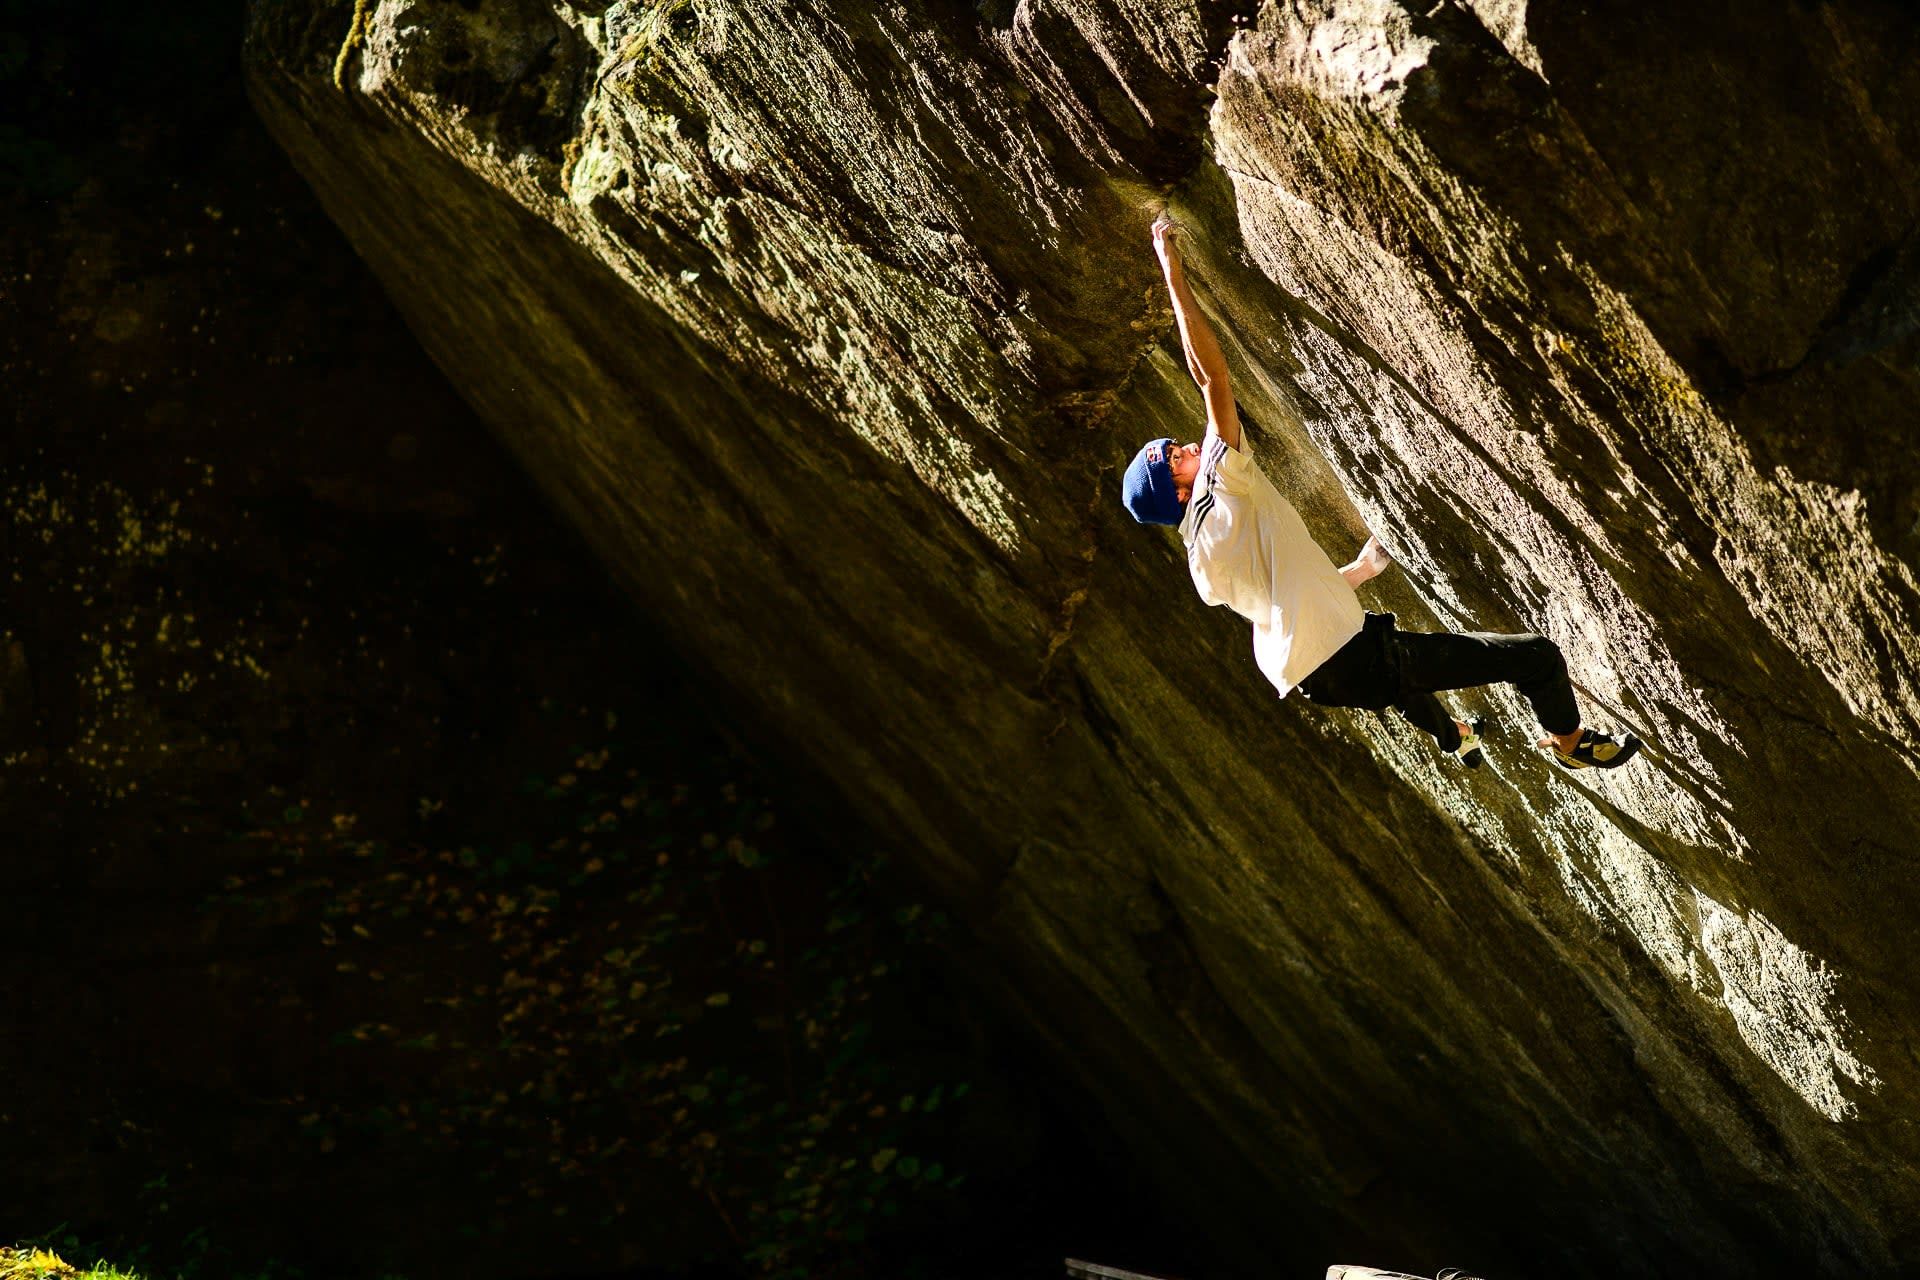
left=244, top=1, right=1920, bottom=1274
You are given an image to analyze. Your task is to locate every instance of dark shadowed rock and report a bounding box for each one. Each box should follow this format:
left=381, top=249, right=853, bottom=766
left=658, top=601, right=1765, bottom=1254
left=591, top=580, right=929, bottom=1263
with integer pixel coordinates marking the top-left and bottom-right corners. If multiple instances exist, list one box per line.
left=243, top=1, right=1920, bottom=1275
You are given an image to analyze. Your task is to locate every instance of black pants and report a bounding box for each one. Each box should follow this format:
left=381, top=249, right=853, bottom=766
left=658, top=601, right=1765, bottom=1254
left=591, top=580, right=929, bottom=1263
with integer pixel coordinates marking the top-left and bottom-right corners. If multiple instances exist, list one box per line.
left=1297, top=612, right=1580, bottom=753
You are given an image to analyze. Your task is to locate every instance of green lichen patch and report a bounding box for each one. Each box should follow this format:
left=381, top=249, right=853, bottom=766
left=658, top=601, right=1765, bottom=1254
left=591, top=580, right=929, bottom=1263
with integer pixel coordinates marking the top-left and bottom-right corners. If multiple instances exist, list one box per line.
left=0, top=1246, right=139, bottom=1280
left=331, top=0, right=373, bottom=91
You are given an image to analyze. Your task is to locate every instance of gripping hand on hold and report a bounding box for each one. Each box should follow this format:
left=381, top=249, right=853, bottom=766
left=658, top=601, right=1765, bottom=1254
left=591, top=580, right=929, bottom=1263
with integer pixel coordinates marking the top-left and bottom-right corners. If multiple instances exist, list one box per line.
left=1151, top=213, right=1183, bottom=272
left=1341, top=534, right=1393, bottom=589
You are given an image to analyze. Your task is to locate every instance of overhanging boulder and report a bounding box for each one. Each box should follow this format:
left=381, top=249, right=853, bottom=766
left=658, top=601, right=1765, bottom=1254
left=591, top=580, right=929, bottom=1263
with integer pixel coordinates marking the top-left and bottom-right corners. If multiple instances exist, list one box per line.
left=244, top=1, right=1920, bottom=1273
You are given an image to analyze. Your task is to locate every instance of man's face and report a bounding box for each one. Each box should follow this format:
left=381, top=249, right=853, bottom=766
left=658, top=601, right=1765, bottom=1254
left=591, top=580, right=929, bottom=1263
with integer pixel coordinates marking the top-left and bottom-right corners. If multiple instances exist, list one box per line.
left=1166, top=440, right=1203, bottom=500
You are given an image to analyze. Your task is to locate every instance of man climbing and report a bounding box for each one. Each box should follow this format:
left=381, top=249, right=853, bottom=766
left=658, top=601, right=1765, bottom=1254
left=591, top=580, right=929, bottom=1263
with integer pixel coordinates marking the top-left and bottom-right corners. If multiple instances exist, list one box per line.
left=1123, top=216, right=1639, bottom=771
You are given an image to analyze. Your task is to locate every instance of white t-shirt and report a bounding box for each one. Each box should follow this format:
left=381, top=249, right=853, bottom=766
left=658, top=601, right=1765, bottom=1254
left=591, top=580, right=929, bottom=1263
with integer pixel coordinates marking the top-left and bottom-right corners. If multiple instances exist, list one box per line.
left=1179, top=433, right=1365, bottom=697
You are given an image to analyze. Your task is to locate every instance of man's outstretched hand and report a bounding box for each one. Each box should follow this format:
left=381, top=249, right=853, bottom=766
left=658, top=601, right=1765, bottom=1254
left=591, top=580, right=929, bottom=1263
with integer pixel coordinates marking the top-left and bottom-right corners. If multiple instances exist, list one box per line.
left=1151, top=214, right=1182, bottom=273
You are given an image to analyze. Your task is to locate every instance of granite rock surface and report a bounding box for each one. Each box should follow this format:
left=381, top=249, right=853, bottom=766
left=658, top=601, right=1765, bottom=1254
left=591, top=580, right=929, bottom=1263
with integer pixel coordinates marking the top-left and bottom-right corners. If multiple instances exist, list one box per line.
left=245, top=1, right=1920, bottom=1273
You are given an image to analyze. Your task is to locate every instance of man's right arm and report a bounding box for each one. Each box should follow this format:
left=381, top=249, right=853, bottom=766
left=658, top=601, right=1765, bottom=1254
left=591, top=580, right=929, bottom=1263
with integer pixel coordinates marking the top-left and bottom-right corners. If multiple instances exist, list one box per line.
left=1153, top=217, right=1242, bottom=451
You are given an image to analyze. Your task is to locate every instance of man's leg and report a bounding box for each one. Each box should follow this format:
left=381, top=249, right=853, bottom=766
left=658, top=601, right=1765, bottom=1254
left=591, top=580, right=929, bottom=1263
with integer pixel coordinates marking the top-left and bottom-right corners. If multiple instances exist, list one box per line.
left=1390, top=629, right=1581, bottom=739
left=1393, top=691, right=1463, bottom=753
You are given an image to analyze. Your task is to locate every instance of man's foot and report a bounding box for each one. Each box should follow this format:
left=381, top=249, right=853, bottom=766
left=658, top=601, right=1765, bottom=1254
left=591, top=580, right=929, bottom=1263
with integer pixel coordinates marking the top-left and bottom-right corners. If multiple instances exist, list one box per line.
left=1454, top=717, right=1486, bottom=769
left=1544, top=727, right=1641, bottom=770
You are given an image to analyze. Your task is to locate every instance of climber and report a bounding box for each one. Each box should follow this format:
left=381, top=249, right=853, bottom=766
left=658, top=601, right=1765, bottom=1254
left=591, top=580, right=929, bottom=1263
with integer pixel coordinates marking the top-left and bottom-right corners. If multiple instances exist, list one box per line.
left=1122, top=216, right=1639, bottom=771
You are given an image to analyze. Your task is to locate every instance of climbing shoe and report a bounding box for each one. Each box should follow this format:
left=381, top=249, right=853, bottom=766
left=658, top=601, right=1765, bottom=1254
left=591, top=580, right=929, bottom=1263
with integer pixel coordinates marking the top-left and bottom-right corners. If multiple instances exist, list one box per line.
left=1455, top=717, right=1486, bottom=770
left=1550, top=727, right=1641, bottom=770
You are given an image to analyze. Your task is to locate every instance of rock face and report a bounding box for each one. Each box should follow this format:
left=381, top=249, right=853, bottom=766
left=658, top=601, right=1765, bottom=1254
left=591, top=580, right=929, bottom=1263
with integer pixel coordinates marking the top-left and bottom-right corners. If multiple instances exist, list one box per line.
left=245, top=1, right=1920, bottom=1274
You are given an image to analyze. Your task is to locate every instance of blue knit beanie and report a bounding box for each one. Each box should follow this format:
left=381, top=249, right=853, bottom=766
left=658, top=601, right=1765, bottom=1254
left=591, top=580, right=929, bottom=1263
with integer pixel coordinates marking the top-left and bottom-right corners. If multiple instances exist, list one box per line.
left=1122, top=438, right=1185, bottom=526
